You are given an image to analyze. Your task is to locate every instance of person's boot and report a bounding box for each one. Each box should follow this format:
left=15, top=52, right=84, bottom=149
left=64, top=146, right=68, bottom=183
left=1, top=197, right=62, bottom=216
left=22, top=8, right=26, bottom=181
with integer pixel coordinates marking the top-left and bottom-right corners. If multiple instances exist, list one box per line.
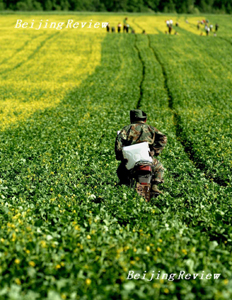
left=151, top=184, right=163, bottom=198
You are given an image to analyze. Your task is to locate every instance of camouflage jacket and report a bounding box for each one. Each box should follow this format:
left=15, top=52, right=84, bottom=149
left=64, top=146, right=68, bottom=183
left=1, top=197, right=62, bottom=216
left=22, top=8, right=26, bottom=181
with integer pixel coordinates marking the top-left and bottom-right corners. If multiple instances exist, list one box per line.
left=115, top=121, right=167, bottom=161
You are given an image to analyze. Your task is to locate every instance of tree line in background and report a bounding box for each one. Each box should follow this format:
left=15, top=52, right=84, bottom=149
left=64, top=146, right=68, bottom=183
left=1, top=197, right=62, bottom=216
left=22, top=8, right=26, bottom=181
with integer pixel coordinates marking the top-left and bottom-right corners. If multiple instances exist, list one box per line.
left=0, top=0, right=232, bottom=13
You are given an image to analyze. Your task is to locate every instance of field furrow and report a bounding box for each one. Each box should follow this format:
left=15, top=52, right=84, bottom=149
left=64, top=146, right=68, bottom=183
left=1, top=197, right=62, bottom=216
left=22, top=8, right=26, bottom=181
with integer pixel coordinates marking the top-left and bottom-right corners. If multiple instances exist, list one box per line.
left=148, top=34, right=232, bottom=186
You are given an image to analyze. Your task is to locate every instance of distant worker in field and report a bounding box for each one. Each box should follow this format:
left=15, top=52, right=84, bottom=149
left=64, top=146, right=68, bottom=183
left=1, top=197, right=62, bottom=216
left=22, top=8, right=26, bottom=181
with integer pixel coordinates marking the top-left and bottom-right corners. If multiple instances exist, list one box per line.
left=111, top=26, right=115, bottom=33
left=106, top=22, right=110, bottom=33
left=205, top=25, right=210, bottom=36
left=115, top=109, right=167, bottom=196
left=215, top=23, right=219, bottom=32
left=142, top=30, right=146, bottom=34
left=168, top=25, right=172, bottom=34
left=126, top=23, right=130, bottom=33
left=117, top=23, right=122, bottom=33
left=210, top=24, right=213, bottom=31
left=123, top=17, right=128, bottom=33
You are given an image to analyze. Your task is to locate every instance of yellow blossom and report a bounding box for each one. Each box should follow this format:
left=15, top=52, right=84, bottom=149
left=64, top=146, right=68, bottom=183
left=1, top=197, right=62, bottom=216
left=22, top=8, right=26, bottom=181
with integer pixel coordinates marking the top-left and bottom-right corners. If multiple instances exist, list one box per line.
left=29, top=261, right=36, bottom=267
left=15, top=278, right=21, bottom=285
left=182, top=249, right=187, bottom=255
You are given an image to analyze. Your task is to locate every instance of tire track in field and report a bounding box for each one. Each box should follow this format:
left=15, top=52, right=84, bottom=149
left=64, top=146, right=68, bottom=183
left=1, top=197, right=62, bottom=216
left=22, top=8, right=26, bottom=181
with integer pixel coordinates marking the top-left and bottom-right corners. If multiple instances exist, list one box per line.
left=219, top=37, right=232, bottom=46
left=0, top=32, right=60, bottom=77
left=176, top=27, right=232, bottom=76
left=134, top=34, right=145, bottom=109
left=147, top=34, right=227, bottom=186
left=0, top=32, right=45, bottom=66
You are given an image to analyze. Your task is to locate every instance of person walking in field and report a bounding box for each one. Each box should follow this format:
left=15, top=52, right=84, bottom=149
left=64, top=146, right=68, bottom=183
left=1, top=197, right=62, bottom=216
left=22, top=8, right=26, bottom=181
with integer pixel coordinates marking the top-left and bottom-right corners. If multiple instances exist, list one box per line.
left=123, top=17, right=128, bottom=33
left=115, top=109, right=167, bottom=196
left=117, top=23, right=122, bottom=33
left=215, top=23, right=219, bottom=32
left=205, top=25, right=210, bottom=36
left=106, top=22, right=110, bottom=33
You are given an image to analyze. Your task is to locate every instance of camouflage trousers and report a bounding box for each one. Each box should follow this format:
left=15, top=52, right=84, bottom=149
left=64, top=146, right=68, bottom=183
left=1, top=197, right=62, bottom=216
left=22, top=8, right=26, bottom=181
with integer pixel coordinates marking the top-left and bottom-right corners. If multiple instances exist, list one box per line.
left=117, top=157, right=164, bottom=185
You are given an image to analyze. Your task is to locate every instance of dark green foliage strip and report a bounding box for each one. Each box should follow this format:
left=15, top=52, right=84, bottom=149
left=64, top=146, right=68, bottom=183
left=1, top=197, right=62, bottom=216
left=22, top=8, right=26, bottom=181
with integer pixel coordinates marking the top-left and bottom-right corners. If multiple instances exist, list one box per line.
left=1, top=0, right=232, bottom=13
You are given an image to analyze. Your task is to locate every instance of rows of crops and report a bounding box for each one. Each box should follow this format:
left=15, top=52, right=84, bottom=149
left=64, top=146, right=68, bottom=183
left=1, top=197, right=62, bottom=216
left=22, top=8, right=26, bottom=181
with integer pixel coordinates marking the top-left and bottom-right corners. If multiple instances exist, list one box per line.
left=0, top=13, right=232, bottom=300
left=145, top=31, right=232, bottom=186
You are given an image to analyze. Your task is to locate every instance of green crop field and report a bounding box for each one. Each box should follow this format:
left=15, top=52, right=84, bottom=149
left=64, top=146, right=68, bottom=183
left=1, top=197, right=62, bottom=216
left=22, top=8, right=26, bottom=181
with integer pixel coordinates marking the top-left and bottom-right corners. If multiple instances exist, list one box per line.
left=0, top=12, right=232, bottom=300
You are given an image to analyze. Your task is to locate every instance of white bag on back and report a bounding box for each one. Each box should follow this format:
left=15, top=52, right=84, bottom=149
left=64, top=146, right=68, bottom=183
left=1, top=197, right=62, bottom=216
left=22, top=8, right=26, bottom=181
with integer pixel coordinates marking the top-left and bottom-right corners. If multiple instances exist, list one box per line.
left=122, top=142, right=153, bottom=170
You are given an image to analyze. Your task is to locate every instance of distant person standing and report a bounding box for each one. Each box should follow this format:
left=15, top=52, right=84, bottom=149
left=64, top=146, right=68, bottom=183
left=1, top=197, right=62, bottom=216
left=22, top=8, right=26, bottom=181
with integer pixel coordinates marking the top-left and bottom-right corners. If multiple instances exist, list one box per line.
left=168, top=25, right=172, bottom=34
left=123, top=17, right=128, bottom=33
left=106, top=22, right=110, bottom=33
left=215, top=23, right=219, bottom=32
left=210, top=24, right=213, bottom=31
left=126, top=23, right=129, bottom=33
left=117, top=23, right=122, bottom=33
left=205, top=25, right=210, bottom=36
left=111, top=26, right=115, bottom=33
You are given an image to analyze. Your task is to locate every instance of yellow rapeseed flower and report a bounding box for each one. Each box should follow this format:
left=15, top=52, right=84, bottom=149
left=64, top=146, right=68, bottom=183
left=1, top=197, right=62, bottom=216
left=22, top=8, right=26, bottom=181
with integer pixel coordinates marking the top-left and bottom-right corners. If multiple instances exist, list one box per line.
left=29, top=261, right=35, bottom=267
left=15, top=259, right=20, bottom=264
left=182, top=249, right=187, bottom=255
left=86, top=279, right=91, bottom=285
left=15, top=278, right=21, bottom=285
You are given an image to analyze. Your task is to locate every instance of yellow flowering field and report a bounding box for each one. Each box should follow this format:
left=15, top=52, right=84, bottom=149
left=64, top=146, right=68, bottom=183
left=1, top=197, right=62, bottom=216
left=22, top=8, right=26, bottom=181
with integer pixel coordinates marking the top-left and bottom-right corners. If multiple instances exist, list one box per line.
left=0, top=15, right=105, bottom=129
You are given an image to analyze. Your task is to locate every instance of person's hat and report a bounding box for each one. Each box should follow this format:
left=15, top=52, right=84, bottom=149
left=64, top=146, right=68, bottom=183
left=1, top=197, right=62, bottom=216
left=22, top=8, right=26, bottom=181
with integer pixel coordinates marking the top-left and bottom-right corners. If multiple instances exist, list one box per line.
left=130, top=109, right=147, bottom=120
